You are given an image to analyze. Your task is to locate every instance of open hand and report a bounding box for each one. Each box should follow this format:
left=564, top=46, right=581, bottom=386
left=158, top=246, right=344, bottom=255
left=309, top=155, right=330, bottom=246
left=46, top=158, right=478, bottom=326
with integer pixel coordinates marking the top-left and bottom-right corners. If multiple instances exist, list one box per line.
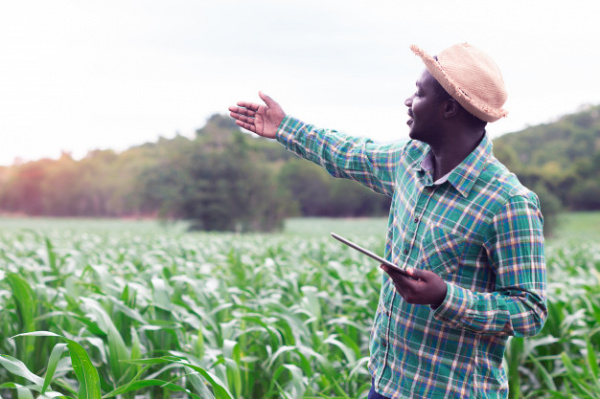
left=380, top=265, right=447, bottom=308
left=229, top=91, right=286, bottom=139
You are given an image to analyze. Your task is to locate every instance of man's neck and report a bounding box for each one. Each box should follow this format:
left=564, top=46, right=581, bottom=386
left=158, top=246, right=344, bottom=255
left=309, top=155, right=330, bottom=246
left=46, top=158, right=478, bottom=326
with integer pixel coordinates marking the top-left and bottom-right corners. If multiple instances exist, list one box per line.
left=429, top=130, right=485, bottom=180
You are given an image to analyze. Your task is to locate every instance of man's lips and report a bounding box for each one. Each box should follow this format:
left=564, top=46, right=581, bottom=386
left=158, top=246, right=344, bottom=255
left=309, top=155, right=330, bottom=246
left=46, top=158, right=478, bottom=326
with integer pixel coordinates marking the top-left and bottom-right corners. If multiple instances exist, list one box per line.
left=407, top=109, right=414, bottom=126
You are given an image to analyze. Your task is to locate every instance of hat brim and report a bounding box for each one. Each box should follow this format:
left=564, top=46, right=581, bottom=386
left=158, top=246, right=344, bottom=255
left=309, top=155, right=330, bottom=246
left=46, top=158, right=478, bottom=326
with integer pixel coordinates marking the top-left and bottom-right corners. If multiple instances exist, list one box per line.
left=410, top=44, right=508, bottom=123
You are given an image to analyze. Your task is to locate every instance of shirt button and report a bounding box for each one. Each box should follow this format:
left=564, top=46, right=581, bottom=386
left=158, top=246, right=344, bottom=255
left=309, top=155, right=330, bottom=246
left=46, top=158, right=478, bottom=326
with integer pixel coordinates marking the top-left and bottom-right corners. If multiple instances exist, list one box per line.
left=403, top=249, right=409, bottom=255
left=414, top=217, right=419, bottom=223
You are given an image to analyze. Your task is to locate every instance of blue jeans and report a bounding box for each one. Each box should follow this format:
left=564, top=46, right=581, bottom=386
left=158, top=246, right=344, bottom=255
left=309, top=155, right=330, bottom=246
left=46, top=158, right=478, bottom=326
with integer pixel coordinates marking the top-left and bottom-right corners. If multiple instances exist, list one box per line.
left=368, top=379, right=391, bottom=399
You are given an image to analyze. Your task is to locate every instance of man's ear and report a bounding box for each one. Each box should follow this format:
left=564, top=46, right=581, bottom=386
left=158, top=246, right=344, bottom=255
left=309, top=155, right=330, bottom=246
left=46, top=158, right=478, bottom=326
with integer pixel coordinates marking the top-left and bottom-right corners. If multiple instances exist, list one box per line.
left=443, top=98, right=459, bottom=119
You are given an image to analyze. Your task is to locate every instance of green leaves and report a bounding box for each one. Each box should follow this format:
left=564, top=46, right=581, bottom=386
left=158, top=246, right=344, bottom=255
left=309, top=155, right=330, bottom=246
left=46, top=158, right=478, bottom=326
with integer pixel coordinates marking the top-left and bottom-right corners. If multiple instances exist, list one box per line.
left=12, top=332, right=101, bottom=399
left=0, top=222, right=383, bottom=398
left=2, top=218, right=599, bottom=398
left=0, top=332, right=99, bottom=399
left=43, top=343, right=67, bottom=394
left=80, top=297, right=132, bottom=382
left=6, top=273, right=36, bottom=332
left=0, top=355, right=44, bottom=386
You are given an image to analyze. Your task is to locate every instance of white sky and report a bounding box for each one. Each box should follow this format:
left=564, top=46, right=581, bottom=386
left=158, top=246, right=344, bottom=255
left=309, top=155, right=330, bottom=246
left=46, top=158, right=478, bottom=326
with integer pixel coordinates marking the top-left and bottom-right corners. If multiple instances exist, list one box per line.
left=1, top=0, right=600, bottom=165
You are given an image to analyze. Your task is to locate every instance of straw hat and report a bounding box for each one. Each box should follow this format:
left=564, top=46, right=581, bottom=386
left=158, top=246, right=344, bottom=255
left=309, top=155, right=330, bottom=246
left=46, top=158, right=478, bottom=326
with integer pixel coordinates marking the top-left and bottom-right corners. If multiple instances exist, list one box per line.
left=411, top=43, right=508, bottom=122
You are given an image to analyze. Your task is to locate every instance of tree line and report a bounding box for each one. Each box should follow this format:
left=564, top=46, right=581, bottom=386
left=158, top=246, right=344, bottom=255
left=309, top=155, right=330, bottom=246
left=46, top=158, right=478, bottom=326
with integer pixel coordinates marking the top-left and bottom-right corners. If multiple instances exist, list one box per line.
left=493, top=104, right=600, bottom=233
left=1, top=105, right=598, bottom=232
left=0, top=115, right=390, bottom=231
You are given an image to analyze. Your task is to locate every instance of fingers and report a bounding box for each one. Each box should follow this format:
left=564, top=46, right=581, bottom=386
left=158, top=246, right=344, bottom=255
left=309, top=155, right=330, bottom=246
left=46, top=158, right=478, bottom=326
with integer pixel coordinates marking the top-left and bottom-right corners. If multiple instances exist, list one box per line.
left=379, top=265, right=396, bottom=276
left=381, top=265, right=419, bottom=291
left=259, top=91, right=277, bottom=107
left=405, top=267, right=426, bottom=280
left=233, top=120, right=256, bottom=133
left=235, top=101, right=261, bottom=112
left=229, top=92, right=283, bottom=139
left=380, top=265, right=419, bottom=281
left=380, top=266, right=446, bottom=306
left=229, top=104, right=258, bottom=117
left=233, top=93, right=274, bottom=110
left=380, top=265, right=413, bottom=288
left=229, top=103, right=261, bottom=133
left=229, top=110, right=256, bottom=124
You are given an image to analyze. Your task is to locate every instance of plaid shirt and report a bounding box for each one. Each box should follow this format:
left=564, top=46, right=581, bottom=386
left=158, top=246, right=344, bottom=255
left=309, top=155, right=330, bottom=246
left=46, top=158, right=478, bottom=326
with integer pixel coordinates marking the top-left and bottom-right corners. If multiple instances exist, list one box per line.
left=276, top=116, right=547, bottom=399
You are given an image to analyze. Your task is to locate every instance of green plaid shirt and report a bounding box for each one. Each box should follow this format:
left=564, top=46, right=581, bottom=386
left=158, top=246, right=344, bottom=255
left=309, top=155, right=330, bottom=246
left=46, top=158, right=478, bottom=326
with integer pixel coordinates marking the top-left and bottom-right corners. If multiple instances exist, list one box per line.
left=276, top=116, right=547, bottom=399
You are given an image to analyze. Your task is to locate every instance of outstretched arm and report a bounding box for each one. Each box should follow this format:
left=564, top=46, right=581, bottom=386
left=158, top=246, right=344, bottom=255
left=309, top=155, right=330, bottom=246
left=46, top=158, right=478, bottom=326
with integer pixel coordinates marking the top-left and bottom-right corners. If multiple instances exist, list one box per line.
left=231, top=92, right=406, bottom=197
left=228, top=91, right=286, bottom=139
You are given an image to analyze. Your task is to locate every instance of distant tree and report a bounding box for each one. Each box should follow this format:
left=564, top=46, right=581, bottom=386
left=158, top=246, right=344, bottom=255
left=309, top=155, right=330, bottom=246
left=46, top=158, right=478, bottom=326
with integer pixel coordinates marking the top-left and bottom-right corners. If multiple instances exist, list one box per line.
left=3, top=104, right=600, bottom=223
left=493, top=103, right=600, bottom=211
left=1, top=159, right=53, bottom=215
left=329, top=179, right=391, bottom=216
left=493, top=142, right=521, bottom=171
left=532, top=183, right=562, bottom=237
left=278, top=159, right=332, bottom=216
left=569, top=179, right=600, bottom=211
left=41, top=153, right=82, bottom=216
left=140, top=127, right=292, bottom=232
left=278, top=157, right=391, bottom=217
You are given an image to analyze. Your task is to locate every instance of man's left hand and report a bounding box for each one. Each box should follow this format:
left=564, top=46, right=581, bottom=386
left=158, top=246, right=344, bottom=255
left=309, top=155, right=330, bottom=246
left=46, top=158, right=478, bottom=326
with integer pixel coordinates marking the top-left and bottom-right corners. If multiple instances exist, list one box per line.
left=380, top=265, right=447, bottom=308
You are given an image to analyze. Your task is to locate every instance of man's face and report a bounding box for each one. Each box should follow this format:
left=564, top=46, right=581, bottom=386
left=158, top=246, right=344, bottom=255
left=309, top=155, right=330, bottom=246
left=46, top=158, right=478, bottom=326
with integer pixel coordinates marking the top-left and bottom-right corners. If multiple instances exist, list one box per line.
left=404, top=69, right=446, bottom=144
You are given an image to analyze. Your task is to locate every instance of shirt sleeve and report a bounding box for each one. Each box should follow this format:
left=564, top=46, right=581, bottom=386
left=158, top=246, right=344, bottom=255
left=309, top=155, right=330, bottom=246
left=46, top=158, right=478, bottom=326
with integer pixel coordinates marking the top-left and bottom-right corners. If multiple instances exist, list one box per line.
left=276, top=115, right=406, bottom=197
left=432, top=195, right=547, bottom=337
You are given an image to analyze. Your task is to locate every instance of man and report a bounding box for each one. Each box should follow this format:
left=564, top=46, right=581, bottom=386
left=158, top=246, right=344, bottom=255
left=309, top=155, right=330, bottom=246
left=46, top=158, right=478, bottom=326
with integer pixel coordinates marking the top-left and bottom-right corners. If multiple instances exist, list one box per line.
left=229, top=43, right=547, bottom=399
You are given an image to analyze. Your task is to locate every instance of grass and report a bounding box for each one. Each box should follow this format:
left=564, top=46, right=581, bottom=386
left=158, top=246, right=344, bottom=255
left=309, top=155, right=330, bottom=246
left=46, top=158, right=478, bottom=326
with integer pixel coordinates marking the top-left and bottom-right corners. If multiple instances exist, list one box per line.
left=282, top=212, right=600, bottom=243
left=283, top=217, right=387, bottom=239
left=0, top=211, right=594, bottom=241
left=549, top=211, right=600, bottom=243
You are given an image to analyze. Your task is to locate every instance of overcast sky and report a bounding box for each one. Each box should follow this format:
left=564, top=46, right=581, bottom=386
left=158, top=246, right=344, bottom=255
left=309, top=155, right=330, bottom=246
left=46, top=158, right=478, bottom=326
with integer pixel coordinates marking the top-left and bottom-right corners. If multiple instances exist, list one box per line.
left=1, top=0, right=599, bottom=165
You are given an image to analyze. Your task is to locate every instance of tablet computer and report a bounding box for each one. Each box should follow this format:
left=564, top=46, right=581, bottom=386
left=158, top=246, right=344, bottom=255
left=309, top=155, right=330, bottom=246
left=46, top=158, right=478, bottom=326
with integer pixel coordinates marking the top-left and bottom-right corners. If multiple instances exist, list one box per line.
left=331, top=232, right=410, bottom=276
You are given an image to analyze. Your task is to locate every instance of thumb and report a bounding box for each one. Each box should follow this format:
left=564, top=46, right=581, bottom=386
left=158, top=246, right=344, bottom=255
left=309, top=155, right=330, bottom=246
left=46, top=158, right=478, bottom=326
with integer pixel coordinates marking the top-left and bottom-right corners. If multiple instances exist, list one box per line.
left=259, top=91, right=276, bottom=107
left=406, top=267, right=427, bottom=281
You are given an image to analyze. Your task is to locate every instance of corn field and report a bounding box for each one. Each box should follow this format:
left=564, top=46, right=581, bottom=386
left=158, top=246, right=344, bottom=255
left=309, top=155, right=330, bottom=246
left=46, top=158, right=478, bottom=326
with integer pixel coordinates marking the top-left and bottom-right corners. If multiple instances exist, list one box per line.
left=0, top=218, right=599, bottom=398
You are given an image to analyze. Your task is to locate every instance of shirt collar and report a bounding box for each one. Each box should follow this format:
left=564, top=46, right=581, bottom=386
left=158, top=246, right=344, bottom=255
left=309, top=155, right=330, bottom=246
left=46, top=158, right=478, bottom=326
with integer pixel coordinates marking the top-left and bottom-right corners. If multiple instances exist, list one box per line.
left=418, top=134, right=493, bottom=197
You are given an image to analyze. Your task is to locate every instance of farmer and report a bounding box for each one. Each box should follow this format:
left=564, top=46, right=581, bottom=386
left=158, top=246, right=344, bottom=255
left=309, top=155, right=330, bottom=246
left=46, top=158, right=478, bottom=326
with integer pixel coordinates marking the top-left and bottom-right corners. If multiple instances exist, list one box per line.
left=229, top=43, right=547, bottom=399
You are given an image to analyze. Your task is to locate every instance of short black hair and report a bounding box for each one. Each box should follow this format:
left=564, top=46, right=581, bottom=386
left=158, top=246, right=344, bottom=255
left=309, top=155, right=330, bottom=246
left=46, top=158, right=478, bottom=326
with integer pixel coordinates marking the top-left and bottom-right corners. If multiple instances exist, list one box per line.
left=431, top=77, right=452, bottom=102
left=431, top=56, right=453, bottom=102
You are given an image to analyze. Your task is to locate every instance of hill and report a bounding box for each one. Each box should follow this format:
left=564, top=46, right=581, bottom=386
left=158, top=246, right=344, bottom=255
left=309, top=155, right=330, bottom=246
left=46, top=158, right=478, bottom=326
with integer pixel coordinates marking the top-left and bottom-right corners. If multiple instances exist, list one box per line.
left=493, top=104, right=600, bottom=211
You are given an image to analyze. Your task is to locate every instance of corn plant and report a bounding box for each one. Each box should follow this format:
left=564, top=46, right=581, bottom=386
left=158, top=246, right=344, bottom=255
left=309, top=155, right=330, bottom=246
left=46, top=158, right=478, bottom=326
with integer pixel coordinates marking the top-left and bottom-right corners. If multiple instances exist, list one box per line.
left=1, top=218, right=599, bottom=398
left=0, top=222, right=379, bottom=398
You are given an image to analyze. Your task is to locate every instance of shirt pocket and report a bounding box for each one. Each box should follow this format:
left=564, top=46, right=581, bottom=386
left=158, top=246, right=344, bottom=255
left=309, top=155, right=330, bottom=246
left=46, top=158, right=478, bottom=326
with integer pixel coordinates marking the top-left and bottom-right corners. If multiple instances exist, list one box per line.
left=418, top=224, right=467, bottom=277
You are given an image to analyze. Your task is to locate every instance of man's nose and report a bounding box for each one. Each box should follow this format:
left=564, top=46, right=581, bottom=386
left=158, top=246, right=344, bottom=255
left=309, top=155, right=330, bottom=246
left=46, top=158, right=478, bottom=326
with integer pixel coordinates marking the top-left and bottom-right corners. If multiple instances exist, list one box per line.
left=404, top=95, right=413, bottom=107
